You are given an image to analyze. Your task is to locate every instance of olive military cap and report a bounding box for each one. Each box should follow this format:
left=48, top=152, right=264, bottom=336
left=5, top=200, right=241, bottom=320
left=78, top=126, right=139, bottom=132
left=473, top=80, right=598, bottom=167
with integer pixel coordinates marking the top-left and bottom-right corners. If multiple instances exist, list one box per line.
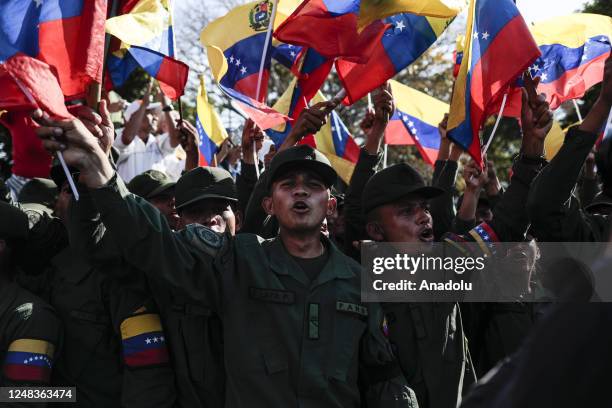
left=266, top=145, right=337, bottom=189
left=362, top=163, right=444, bottom=214
left=18, top=178, right=57, bottom=208
left=0, top=201, right=28, bottom=241
left=127, top=170, right=176, bottom=199
left=175, top=167, right=237, bottom=210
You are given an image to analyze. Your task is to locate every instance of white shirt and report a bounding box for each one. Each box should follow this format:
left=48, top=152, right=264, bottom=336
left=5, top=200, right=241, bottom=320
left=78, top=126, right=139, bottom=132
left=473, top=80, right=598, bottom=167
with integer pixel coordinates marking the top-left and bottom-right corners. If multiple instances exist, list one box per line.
left=114, top=129, right=181, bottom=182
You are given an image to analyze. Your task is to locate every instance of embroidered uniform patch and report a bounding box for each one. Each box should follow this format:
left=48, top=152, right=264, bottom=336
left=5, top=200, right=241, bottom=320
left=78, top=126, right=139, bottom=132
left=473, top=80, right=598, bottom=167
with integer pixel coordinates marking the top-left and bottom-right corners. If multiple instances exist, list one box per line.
left=3, top=339, right=55, bottom=383
left=14, top=303, right=33, bottom=320
left=337, top=301, right=368, bottom=317
left=249, top=287, right=295, bottom=304
left=120, top=314, right=169, bottom=368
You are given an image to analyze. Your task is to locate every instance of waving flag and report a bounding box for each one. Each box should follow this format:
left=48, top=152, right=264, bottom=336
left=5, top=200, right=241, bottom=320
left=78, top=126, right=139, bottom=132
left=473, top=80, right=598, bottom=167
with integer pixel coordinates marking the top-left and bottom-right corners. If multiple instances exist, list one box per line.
left=0, top=0, right=106, bottom=99
left=195, top=77, right=228, bottom=167
left=105, top=0, right=188, bottom=99
left=529, top=14, right=612, bottom=110
left=357, top=0, right=464, bottom=32
left=453, top=35, right=465, bottom=78
left=447, top=0, right=540, bottom=166
left=274, top=0, right=388, bottom=63
left=386, top=80, right=448, bottom=165
left=337, top=14, right=455, bottom=105
left=201, top=0, right=297, bottom=129
left=315, top=110, right=360, bottom=184
left=267, top=49, right=334, bottom=145
left=271, top=42, right=303, bottom=69
left=272, top=84, right=359, bottom=183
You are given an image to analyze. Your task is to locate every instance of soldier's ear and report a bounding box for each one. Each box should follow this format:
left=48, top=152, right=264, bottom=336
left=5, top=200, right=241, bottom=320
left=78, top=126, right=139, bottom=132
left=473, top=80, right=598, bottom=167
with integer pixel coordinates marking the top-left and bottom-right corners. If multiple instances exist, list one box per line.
left=326, top=196, right=337, bottom=216
left=365, top=221, right=385, bottom=242
left=234, top=209, right=243, bottom=233
left=262, top=196, right=274, bottom=216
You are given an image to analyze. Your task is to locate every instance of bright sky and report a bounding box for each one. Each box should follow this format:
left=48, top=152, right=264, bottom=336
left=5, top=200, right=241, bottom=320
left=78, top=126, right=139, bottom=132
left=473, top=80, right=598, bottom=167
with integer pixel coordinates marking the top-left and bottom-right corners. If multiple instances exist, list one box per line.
left=516, top=0, right=590, bottom=24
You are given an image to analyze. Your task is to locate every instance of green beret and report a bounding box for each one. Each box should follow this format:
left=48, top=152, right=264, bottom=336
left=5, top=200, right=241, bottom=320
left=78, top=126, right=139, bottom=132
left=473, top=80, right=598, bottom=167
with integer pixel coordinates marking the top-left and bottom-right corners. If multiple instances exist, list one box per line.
left=175, top=167, right=237, bottom=209
left=362, top=163, right=444, bottom=214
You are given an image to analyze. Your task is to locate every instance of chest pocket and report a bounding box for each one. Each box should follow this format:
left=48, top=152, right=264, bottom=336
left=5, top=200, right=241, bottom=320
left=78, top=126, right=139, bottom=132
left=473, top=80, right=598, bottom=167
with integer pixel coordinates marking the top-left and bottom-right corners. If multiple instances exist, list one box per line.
left=175, top=303, right=222, bottom=388
left=61, top=308, right=116, bottom=381
left=330, top=301, right=368, bottom=382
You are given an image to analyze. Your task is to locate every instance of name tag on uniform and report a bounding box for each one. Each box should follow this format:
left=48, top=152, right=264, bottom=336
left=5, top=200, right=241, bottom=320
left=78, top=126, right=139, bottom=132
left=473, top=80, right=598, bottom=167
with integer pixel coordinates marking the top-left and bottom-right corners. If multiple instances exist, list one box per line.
left=337, top=301, right=368, bottom=317
left=249, top=287, right=295, bottom=304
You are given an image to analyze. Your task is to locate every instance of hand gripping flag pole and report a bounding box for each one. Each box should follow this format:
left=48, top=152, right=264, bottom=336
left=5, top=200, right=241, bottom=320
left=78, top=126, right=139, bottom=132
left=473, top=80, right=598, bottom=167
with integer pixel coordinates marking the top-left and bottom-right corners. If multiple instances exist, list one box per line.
left=10, top=74, right=80, bottom=201
left=253, top=0, right=280, bottom=179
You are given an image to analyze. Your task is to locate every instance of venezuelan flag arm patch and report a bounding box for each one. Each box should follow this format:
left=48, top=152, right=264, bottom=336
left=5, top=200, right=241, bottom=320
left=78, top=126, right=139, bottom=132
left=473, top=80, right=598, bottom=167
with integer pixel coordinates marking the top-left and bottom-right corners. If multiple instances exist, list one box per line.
left=120, top=313, right=169, bottom=368
left=3, top=339, right=55, bottom=383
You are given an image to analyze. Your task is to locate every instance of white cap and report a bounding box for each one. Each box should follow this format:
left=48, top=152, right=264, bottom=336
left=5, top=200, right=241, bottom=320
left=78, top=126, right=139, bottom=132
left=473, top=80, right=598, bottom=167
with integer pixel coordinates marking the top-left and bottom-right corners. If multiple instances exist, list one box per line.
left=124, top=100, right=162, bottom=122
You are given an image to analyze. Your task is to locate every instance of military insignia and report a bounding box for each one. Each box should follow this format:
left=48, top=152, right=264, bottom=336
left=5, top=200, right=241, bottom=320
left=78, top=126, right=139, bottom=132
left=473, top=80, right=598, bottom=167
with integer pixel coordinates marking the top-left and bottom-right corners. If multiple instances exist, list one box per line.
left=337, top=301, right=368, bottom=317
left=249, top=287, right=295, bottom=304
left=14, top=303, right=33, bottom=320
left=196, top=226, right=223, bottom=249
left=249, top=0, right=272, bottom=32
left=24, top=210, right=42, bottom=229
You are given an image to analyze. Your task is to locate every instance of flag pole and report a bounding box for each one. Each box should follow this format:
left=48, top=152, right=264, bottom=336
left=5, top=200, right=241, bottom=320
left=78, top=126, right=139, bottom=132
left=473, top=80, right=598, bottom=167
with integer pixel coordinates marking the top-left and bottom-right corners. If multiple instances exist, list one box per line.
left=481, top=93, right=507, bottom=156
left=572, top=99, right=583, bottom=123
left=10, top=74, right=80, bottom=200
left=252, top=0, right=279, bottom=178
left=90, top=0, right=119, bottom=109
left=168, top=0, right=184, bottom=123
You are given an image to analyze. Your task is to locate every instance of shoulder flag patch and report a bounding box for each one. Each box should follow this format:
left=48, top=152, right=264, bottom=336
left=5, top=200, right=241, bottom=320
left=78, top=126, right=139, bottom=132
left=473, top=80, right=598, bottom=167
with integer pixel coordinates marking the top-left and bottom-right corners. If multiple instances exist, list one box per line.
left=120, top=313, right=169, bottom=368
left=3, top=339, right=55, bottom=383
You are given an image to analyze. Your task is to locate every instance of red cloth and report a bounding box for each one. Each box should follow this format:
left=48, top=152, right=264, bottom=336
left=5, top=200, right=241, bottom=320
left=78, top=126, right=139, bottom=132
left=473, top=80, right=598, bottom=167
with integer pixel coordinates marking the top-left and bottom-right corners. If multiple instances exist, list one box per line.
left=1, top=111, right=52, bottom=179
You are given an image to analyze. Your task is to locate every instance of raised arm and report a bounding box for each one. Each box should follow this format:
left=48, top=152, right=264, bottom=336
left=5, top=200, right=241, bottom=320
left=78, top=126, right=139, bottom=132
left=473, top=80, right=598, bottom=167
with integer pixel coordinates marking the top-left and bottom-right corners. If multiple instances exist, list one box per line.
left=487, top=76, right=553, bottom=242
left=527, top=56, right=612, bottom=242
left=33, top=111, right=224, bottom=311
left=344, top=85, right=392, bottom=259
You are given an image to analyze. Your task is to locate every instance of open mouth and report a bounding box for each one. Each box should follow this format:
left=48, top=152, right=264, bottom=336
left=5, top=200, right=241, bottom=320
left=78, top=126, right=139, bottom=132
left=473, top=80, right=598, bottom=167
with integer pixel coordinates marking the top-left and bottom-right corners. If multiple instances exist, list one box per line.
left=292, top=201, right=310, bottom=214
left=419, top=227, right=434, bottom=242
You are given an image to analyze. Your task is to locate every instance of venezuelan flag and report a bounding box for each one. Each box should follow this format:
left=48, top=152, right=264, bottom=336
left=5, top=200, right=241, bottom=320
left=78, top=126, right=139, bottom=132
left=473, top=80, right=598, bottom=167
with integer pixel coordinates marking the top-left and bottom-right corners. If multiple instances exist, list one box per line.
left=274, top=0, right=388, bottom=63
left=453, top=35, right=465, bottom=78
left=0, top=0, right=106, bottom=99
left=386, top=80, right=448, bottom=165
left=195, top=77, right=228, bottom=167
left=201, top=0, right=300, bottom=100
left=357, top=0, right=464, bottom=32
left=337, top=13, right=455, bottom=105
left=447, top=0, right=540, bottom=166
left=120, top=313, right=169, bottom=368
left=3, top=339, right=55, bottom=383
left=271, top=84, right=359, bottom=183
left=267, top=49, right=334, bottom=145
left=201, top=0, right=297, bottom=130
left=105, top=0, right=188, bottom=100
left=315, top=109, right=360, bottom=184
left=529, top=14, right=612, bottom=110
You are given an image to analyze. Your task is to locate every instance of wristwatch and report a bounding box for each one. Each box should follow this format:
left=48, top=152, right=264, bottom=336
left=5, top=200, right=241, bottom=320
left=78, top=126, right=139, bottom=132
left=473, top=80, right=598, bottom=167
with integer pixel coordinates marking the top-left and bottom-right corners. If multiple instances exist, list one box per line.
left=162, top=105, right=174, bottom=112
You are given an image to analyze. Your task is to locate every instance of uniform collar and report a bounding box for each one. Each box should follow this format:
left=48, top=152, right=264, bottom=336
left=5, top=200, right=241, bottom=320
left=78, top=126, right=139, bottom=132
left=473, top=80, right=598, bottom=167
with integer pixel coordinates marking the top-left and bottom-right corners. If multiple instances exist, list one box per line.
left=269, top=234, right=355, bottom=288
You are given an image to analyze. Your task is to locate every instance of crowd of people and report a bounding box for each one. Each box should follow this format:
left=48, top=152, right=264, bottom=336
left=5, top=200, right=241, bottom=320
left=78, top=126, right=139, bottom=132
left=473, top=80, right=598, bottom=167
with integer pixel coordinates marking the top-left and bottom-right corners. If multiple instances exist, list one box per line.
left=1, top=53, right=612, bottom=407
